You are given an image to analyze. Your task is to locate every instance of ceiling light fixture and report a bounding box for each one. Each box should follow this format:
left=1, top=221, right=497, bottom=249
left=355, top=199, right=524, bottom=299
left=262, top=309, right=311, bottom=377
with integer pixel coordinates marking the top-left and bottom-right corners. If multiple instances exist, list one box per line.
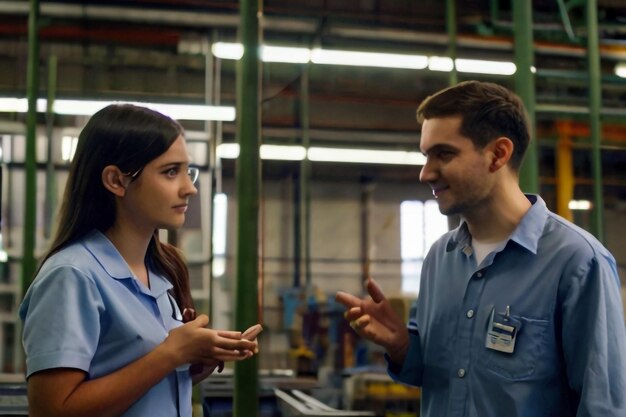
left=262, top=46, right=310, bottom=64
left=0, top=98, right=236, bottom=121
left=310, top=48, right=428, bottom=69
left=210, top=42, right=516, bottom=76
left=568, top=200, right=592, bottom=210
left=216, top=143, right=425, bottom=165
left=615, top=62, right=626, bottom=78
left=308, top=147, right=425, bottom=165
left=260, top=144, right=307, bottom=160
left=455, top=58, right=516, bottom=75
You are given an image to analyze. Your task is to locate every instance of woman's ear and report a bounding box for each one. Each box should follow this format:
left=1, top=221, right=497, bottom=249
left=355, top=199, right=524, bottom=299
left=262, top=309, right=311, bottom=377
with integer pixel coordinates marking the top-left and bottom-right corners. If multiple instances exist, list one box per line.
left=102, top=165, right=128, bottom=197
left=488, top=137, right=514, bottom=173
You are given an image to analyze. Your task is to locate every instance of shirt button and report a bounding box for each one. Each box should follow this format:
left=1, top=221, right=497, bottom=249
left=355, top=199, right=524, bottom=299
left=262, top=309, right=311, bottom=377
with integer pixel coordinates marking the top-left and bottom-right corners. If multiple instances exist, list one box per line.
left=476, top=271, right=483, bottom=278
left=466, top=309, right=475, bottom=318
left=458, top=368, right=466, bottom=378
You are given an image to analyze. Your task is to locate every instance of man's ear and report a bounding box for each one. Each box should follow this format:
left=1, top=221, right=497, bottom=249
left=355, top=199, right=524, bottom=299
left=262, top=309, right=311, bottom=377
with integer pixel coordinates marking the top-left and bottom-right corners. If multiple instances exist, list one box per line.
left=102, top=165, right=128, bottom=197
left=488, top=137, right=514, bottom=173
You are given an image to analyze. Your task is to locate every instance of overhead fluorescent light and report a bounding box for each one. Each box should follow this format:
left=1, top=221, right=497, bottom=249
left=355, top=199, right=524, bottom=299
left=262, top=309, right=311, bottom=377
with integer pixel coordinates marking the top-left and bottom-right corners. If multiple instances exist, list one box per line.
left=210, top=42, right=516, bottom=76
left=216, top=143, right=240, bottom=159
left=428, top=56, right=454, bottom=72
left=260, top=144, right=306, bottom=160
left=311, top=48, right=428, bottom=69
left=212, top=42, right=244, bottom=60
left=308, top=147, right=426, bottom=165
left=262, top=46, right=310, bottom=64
left=455, top=58, right=516, bottom=75
left=568, top=200, right=592, bottom=210
left=216, top=143, right=424, bottom=165
left=0, top=98, right=236, bottom=121
left=615, top=63, right=626, bottom=78
left=217, top=144, right=306, bottom=161
left=0, top=98, right=28, bottom=113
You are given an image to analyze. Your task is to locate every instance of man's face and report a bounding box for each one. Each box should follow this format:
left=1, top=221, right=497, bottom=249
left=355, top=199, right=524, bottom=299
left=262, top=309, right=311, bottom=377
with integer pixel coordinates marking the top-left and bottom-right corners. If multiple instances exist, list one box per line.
left=419, top=116, right=495, bottom=216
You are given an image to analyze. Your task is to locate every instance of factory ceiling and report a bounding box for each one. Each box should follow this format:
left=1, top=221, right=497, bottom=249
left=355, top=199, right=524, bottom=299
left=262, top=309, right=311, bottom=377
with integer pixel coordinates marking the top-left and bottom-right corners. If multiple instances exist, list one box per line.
left=0, top=0, right=624, bottom=197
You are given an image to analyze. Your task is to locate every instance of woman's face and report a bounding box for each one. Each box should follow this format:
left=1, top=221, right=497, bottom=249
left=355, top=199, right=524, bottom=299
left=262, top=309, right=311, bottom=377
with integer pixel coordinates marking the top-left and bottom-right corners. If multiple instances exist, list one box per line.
left=119, top=135, right=198, bottom=232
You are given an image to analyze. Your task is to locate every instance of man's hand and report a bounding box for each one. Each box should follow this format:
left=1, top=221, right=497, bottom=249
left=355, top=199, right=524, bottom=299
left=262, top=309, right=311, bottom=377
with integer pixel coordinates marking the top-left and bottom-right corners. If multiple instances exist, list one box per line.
left=336, top=278, right=410, bottom=364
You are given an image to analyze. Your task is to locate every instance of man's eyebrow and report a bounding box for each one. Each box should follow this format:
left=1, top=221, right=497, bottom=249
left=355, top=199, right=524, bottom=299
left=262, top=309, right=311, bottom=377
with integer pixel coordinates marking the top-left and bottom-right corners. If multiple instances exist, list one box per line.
left=421, top=143, right=457, bottom=155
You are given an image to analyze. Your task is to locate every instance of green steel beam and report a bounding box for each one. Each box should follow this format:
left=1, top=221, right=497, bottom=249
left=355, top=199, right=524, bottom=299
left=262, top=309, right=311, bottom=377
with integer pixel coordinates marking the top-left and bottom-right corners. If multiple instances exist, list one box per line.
left=586, top=0, right=604, bottom=242
left=556, top=0, right=577, bottom=41
left=233, top=0, right=260, bottom=415
left=299, top=65, right=312, bottom=289
left=446, top=0, right=457, bottom=86
left=513, top=0, right=539, bottom=193
left=44, top=55, right=57, bottom=239
left=22, top=0, right=40, bottom=298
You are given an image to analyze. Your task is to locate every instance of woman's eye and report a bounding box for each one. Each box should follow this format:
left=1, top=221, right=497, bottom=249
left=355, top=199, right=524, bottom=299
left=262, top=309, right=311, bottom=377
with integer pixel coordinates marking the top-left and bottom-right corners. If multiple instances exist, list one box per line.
left=165, top=167, right=179, bottom=178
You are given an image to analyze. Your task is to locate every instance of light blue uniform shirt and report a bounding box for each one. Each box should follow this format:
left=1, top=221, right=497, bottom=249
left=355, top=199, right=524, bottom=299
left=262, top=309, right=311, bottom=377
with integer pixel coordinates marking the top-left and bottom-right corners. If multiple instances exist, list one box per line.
left=19, top=230, right=192, bottom=417
left=389, top=195, right=626, bottom=417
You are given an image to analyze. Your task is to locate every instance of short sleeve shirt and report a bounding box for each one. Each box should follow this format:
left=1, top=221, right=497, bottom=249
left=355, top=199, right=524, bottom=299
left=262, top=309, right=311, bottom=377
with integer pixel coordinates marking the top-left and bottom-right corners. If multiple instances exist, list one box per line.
left=19, top=230, right=192, bottom=417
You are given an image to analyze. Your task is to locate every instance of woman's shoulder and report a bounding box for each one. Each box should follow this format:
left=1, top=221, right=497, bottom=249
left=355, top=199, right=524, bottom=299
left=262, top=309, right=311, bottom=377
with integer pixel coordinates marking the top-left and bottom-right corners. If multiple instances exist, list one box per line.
left=38, top=232, right=104, bottom=276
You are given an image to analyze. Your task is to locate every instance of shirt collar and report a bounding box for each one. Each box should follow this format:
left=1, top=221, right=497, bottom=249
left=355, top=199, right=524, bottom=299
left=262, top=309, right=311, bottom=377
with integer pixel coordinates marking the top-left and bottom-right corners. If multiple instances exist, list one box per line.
left=81, top=230, right=173, bottom=297
left=446, top=194, right=547, bottom=255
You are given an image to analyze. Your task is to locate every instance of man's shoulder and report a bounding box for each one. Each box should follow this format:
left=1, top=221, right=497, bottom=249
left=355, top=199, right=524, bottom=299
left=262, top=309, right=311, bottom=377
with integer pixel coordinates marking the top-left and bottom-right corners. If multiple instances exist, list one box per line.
left=543, top=210, right=614, bottom=263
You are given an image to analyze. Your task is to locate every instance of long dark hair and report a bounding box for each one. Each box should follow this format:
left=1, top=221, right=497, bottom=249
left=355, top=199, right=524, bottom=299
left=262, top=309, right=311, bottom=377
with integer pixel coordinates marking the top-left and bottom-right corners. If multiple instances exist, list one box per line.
left=40, top=103, right=194, bottom=310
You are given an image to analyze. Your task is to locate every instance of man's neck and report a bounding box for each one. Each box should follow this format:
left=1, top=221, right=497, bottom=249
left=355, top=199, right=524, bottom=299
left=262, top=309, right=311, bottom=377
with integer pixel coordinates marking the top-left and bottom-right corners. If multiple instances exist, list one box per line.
left=465, top=187, right=531, bottom=243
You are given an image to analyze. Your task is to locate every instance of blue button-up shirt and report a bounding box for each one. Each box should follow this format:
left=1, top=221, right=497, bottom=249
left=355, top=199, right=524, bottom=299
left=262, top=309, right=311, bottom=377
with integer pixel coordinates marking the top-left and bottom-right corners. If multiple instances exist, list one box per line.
left=389, top=195, right=626, bottom=417
left=20, top=230, right=192, bottom=417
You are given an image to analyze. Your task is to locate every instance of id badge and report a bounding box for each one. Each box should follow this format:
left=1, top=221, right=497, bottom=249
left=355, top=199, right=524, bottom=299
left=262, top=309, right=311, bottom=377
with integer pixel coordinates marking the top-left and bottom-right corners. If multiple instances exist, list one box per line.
left=485, top=306, right=520, bottom=354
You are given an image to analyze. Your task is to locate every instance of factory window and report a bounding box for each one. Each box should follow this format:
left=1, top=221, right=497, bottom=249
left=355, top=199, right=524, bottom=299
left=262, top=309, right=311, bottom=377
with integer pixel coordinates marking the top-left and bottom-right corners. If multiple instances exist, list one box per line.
left=400, top=200, right=448, bottom=295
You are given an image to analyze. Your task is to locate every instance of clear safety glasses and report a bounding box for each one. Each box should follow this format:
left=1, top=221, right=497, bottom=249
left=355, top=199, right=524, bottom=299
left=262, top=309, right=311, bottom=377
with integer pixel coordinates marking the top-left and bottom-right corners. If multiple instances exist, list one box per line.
left=126, top=166, right=200, bottom=185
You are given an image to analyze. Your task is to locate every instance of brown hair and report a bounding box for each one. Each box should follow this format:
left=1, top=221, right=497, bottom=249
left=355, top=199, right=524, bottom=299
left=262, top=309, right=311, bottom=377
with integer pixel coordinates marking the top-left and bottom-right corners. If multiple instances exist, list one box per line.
left=417, top=80, right=530, bottom=171
left=39, top=104, right=194, bottom=310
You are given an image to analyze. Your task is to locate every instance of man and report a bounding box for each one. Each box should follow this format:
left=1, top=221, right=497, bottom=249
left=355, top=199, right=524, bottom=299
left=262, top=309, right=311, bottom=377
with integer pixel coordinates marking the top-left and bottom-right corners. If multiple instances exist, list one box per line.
left=336, top=81, right=626, bottom=416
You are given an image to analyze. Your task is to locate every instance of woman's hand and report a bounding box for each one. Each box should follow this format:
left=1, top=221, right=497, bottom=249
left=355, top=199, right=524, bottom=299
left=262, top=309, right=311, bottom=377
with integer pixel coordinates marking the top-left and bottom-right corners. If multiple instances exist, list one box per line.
left=163, top=315, right=257, bottom=366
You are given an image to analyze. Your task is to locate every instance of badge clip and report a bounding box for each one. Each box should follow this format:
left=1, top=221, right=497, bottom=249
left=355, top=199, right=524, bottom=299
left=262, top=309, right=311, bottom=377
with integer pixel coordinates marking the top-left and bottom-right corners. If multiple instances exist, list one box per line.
left=485, top=305, right=519, bottom=354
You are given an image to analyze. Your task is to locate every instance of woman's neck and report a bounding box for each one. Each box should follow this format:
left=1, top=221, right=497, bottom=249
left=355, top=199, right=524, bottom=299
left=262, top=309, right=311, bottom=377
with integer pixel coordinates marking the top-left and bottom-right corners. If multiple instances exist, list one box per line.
left=104, top=223, right=153, bottom=287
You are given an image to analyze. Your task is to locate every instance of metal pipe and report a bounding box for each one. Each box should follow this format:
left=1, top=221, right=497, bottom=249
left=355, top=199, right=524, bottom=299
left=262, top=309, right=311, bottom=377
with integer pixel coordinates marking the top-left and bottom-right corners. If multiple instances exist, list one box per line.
left=233, top=0, right=260, bottom=415
left=556, top=122, right=574, bottom=221
left=22, top=0, right=39, bottom=298
left=513, top=0, right=539, bottom=193
left=586, top=0, right=604, bottom=242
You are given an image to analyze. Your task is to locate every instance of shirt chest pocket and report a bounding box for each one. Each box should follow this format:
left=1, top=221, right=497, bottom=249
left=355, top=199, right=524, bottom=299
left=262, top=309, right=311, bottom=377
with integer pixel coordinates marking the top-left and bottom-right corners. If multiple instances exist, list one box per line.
left=478, top=315, right=551, bottom=381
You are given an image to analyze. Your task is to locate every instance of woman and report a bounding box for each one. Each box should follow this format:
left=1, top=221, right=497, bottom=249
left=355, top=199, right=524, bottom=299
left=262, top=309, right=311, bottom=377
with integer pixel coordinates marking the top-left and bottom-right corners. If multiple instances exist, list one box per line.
left=19, top=104, right=258, bottom=417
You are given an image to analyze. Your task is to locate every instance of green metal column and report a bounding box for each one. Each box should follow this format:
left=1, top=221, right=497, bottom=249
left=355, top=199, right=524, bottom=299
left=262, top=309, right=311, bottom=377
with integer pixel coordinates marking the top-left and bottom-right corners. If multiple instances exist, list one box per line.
left=22, top=0, right=40, bottom=297
left=446, top=0, right=458, bottom=86
left=513, top=0, right=538, bottom=193
left=299, top=65, right=312, bottom=289
left=233, top=0, right=260, bottom=415
left=586, top=0, right=604, bottom=242
left=44, top=55, right=57, bottom=239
